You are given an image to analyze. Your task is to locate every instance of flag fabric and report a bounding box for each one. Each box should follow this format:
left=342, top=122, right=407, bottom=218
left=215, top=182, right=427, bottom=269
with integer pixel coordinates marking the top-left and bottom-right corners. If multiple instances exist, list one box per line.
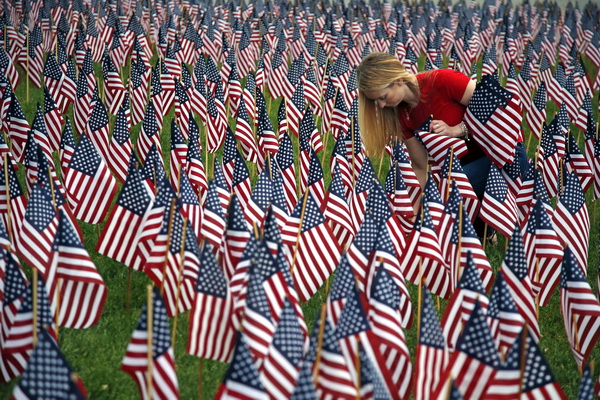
left=187, top=243, right=236, bottom=363
left=415, top=286, right=449, bottom=400
left=439, top=149, right=479, bottom=223
left=108, top=100, right=133, bottom=184
left=501, top=225, right=541, bottom=341
left=553, top=172, right=590, bottom=272
left=486, top=271, right=525, bottom=356
left=63, top=134, right=118, bottom=224
left=433, top=300, right=500, bottom=400
left=560, top=246, right=600, bottom=368
left=121, top=288, right=179, bottom=400
left=526, top=82, right=547, bottom=141
left=479, top=164, right=518, bottom=238
left=565, top=132, right=593, bottom=193
left=463, top=74, right=521, bottom=168
left=11, top=327, right=86, bottom=400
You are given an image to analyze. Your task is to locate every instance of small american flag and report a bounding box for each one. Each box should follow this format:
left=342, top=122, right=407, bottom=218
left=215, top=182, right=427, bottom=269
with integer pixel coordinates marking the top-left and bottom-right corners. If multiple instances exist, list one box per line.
left=464, top=74, right=521, bottom=168
left=108, top=100, right=133, bottom=184
left=121, top=288, right=179, bottom=400
left=486, top=271, right=525, bottom=355
left=7, top=93, right=30, bottom=163
left=565, top=132, right=593, bottom=193
left=480, top=165, right=518, bottom=238
left=560, top=246, right=600, bottom=368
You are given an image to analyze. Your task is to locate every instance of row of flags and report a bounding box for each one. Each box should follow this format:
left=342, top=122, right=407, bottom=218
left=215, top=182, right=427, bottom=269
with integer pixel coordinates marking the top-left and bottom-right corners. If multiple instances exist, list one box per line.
left=0, top=0, right=599, bottom=397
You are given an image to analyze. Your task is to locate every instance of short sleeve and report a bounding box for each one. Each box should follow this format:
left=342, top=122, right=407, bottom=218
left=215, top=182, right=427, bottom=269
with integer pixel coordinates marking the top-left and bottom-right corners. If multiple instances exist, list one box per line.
left=439, top=69, right=471, bottom=103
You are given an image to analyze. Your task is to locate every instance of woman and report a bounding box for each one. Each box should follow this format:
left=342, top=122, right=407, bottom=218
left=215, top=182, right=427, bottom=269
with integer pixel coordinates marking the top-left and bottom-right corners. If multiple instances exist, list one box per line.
left=356, top=52, right=527, bottom=200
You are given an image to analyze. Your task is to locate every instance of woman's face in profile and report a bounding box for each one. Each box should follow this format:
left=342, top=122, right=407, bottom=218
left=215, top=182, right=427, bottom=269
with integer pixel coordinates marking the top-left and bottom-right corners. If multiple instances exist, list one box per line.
left=365, top=81, right=410, bottom=109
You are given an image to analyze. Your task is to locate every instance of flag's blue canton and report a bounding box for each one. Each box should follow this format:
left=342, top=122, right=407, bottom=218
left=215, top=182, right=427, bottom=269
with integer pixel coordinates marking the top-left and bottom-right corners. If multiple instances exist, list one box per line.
left=554, top=63, right=566, bottom=88
left=212, top=158, right=228, bottom=192
left=307, top=150, right=323, bottom=187
left=557, top=103, right=570, bottom=132
left=113, top=105, right=130, bottom=145
left=332, top=134, right=349, bottom=160
left=367, top=181, right=393, bottom=222
left=69, top=135, right=101, bottom=177
left=290, top=359, right=317, bottom=400
left=507, top=62, right=517, bottom=81
left=419, top=287, right=445, bottom=348
left=175, top=80, right=189, bottom=104
left=251, top=170, right=273, bottom=212
left=323, top=77, right=336, bottom=103
left=276, top=245, right=296, bottom=289
left=142, top=144, right=167, bottom=184
left=423, top=173, right=442, bottom=204
left=161, top=209, right=185, bottom=254
left=359, top=344, right=389, bottom=400
left=422, top=202, right=438, bottom=232
left=24, top=133, right=39, bottom=169
left=330, top=256, right=356, bottom=302
left=530, top=82, right=547, bottom=114
left=233, top=152, right=250, bottom=187
left=297, top=193, right=324, bottom=232
left=102, top=51, right=117, bottom=81
left=9, top=93, right=27, bottom=120
left=456, top=301, right=500, bottom=367
left=443, top=180, right=461, bottom=215
left=170, top=119, right=185, bottom=150
left=499, top=328, right=523, bottom=371
left=299, top=110, right=314, bottom=153
left=566, top=133, right=584, bottom=161
left=75, top=73, right=89, bottom=100
left=503, top=225, right=529, bottom=280
left=333, top=51, right=350, bottom=78
left=275, top=133, right=295, bottom=172
left=227, top=196, right=248, bottom=232
left=114, top=169, right=150, bottom=217
left=488, top=271, right=519, bottom=319
left=469, top=74, right=511, bottom=122
left=142, top=100, right=159, bottom=138
left=20, top=276, right=54, bottom=330
left=577, top=364, right=594, bottom=400
left=150, top=66, right=162, bottom=97
left=130, top=60, right=143, bottom=90
left=486, top=165, right=508, bottom=202
left=271, top=169, right=289, bottom=210
left=458, top=251, right=486, bottom=293
left=560, top=246, right=585, bottom=289
left=288, top=55, right=305, bottom=87
left=135, top=288, right=172, bottom=358
left=43, top=87, right=57, bottom=113
left=245, top=71, right=256, bottom=98
left=564, top=74, right=576, bottom=98
left=258, top=108, right=275, bottom=139
left=441, top=149, right=463, bottom=178
left=539, top=54, right=552, bottom=75
left=561, top=172, right=585, bottom=215
left=329, top=165, right=347, bottom=199
left=333, top=90, right=348, bottom=114
left=263, top=208, right=282, bottom=245
left=153, top=177, right=179, bottom=211
left=522, top=334, right=557, bottom=391
left=180, top=174, right=199, bottom=207
left=246, top=266, right=272, bottom=319
left=32, top=104, right=48, bottom=137
left=17, top=329, right=85, bottom=400
left=355, top=158, right=376, bottom=194
left=272, top=299, right=304, bottom=364
left=25, top=182, right=56, bottom=232
left=254, top=241, right=277, bottom=281
left=53, top=209, right=82, bottom=251
left=448, top=380, right=465, bottom=400
left=532, top=171, right=552, bottom=207
left=205, top=57, right=221, bottom=87
left=3, top=249, right=27, bottom=304
left=196, top=243, right=227, bottom=298
left=346, top=69, right=357, bottom=93
left=371, top=265, right=400, bottom=309
left=450, top=208, right=476, bottom=246
left=271, top=49, right=284, bottom=71
left=336, top=286, right=370, bottom=339
left=520, top=57, right=531, bottom=82
left=43, top=53, right=63, bottom=81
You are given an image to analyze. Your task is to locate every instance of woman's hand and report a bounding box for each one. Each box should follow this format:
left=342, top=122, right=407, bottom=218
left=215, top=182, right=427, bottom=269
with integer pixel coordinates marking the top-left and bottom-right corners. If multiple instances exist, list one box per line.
left=429, top=119, right=463, bottom=138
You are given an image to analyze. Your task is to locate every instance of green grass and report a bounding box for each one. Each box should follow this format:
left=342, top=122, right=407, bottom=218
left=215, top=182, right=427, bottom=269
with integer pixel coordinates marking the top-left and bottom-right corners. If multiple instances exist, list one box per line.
left=1, top=55, right=600, bottom=399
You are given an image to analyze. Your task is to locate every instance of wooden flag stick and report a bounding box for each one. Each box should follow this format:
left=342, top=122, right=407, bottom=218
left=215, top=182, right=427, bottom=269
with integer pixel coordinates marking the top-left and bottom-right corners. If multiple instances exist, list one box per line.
left=377, top=148, right=386, bottom=180
left=160, top=198, right=178, bottom=295
left=535, top=257, right=540, bottom=317
left=4, top=154, right=13, bottom=244
left=445, top=147, right=455, bottom=202
left=172, top=217, right=189, bottom=349
left=146, top=285, right=154, bottom=400
left=290, top=190, right=310, bottom=275
left=32, top=268, right=38, bottom=347
left=312, top=303, right=328, bottom=385
left=26, top=31, right=29, bottom=102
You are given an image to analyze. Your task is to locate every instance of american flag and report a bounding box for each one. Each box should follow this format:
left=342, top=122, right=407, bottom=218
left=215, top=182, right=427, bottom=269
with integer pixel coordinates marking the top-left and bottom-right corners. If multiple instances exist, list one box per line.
left=64, top=134, right=117, bottom=224
left=235, top=96, right=261, bottom=165
left=487, top=271, right=525, bottom=356
left=368, top=265, right=413, bottom=399
left=522, top=199, right=563, bottom=307
left=287, top=82, right=306, bottom=139
left=121, top=288, right=179, bottom=400
left=330, top=89, right=350, bottom=140
left=501, top=225, right=541, bottom=342
left=574, top=90, right=593, bottom=133
left=439, top=149, right=479, bottom=223
left=538, top=124, right=560, bottom=199
left=0, top=159, right=27, bottom=252
left=324, top=164, right=354, bottom=250
left=577, top=364, right=594, bottom=399
left=96, top=161, right=153, bottom=268
left=136, top=99, right=162, bottom=165
left=222, top=196, right=251, bottom=281
left=102, top=50, right=126, bottom=115
left=1, top=276, right=56, bottom=382
left=345, top=212, right=379, bottom=292
left=30, top=104, right=54, bottom=164
left=441, top=251, right=489, bottom=351
left=11, top=328, right=86, bottom=400
left=187, top=242, right=235, bottom=362
left=130, top=60, right=149, bottom=126
left=283, top=192, right=340, bottom=301
left=205, top=89, right=227, bottom=153
left=232, top=151, right=253, bottom=212
left=434, top=300, right=500, bottom=400
left=245, top=167, right=272, bottom=228
left=479, top=165, right=518, bottom=238
left=260, top=298, right=305, bottom=399
left=520, top=328, right=567, bottom=399
left=464, top=74, right=521, bottom=168
left=565, top=133, right=593, bottom=193
left=526, top=83, right=547, bottom=142
left=275, top=132, right=297, bottom=212
left=7, top=93, right=30, bottom=163
left=43, top=52, right=68, bottom=113
left=174, top=80, right=191, bottom=141
left=0, top=46, right=19, bottom=91
left=107, top=100, right=133, bottom=184
left=73, top=69, right=93, bottom=138
left=168, top=119, right=187, bottom=192
left=41, top=88, right=64, bottom=156
left=51, top=209, right=107, bottom=329
left=257, top=104, right=278, bottom=156
left=560, top=246, right=600, bottom=368
left=290, top=359, right=317, bottom=399
left=415, top=286, right=448, bottom=400
left=553, top=172, right=590, bottom=272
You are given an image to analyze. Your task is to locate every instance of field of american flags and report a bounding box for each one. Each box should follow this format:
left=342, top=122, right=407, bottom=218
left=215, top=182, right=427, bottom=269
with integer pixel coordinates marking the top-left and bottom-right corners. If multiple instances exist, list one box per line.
left=1, top=0, right=600, bottom=398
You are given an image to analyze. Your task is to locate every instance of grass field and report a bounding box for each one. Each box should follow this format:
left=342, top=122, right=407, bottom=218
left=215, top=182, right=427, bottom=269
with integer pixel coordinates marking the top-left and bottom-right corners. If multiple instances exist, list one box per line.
left=0, top=53, right=599, bottom=399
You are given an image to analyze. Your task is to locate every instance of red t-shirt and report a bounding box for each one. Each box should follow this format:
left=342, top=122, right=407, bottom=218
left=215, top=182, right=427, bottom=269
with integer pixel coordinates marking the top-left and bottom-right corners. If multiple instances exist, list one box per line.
left=399, top=69, right=485, bottom=164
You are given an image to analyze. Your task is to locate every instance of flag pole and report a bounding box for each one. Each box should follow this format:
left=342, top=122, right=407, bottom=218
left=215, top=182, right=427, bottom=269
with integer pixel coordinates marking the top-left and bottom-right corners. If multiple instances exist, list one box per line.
left=290, top=190, right=310, bottom=275
left=172, top=217, right=189, bottom=348
left=535, top=257, right=540, bottom=317
left=312, top=303, right=328, bottom=385
left=26, top=30, right=30, bottom=102
left=146, top=285, right=154, bottom=400
left=33, top=268, right=39, bottom=347
left=160, top=198, right=178, bottom=295
left=445, top=147, right=454, bottom=202
left=4, top=154, right=13, bottom=244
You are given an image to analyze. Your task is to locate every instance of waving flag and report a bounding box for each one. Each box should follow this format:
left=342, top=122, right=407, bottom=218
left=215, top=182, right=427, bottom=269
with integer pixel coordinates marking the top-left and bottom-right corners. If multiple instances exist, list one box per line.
left=479, top=164, right=518, bottom=238
left=464, top=74, right=521, bottom=168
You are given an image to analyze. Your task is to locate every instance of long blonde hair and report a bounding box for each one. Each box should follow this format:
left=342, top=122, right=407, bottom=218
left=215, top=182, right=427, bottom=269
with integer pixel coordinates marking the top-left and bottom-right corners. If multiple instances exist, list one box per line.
left=356, top=52, right=420, bottom=155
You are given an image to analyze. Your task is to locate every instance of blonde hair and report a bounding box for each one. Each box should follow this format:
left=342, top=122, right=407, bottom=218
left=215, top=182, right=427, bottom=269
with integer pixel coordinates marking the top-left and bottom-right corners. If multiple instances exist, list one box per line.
left=356, top=52, right=420, bottom=155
